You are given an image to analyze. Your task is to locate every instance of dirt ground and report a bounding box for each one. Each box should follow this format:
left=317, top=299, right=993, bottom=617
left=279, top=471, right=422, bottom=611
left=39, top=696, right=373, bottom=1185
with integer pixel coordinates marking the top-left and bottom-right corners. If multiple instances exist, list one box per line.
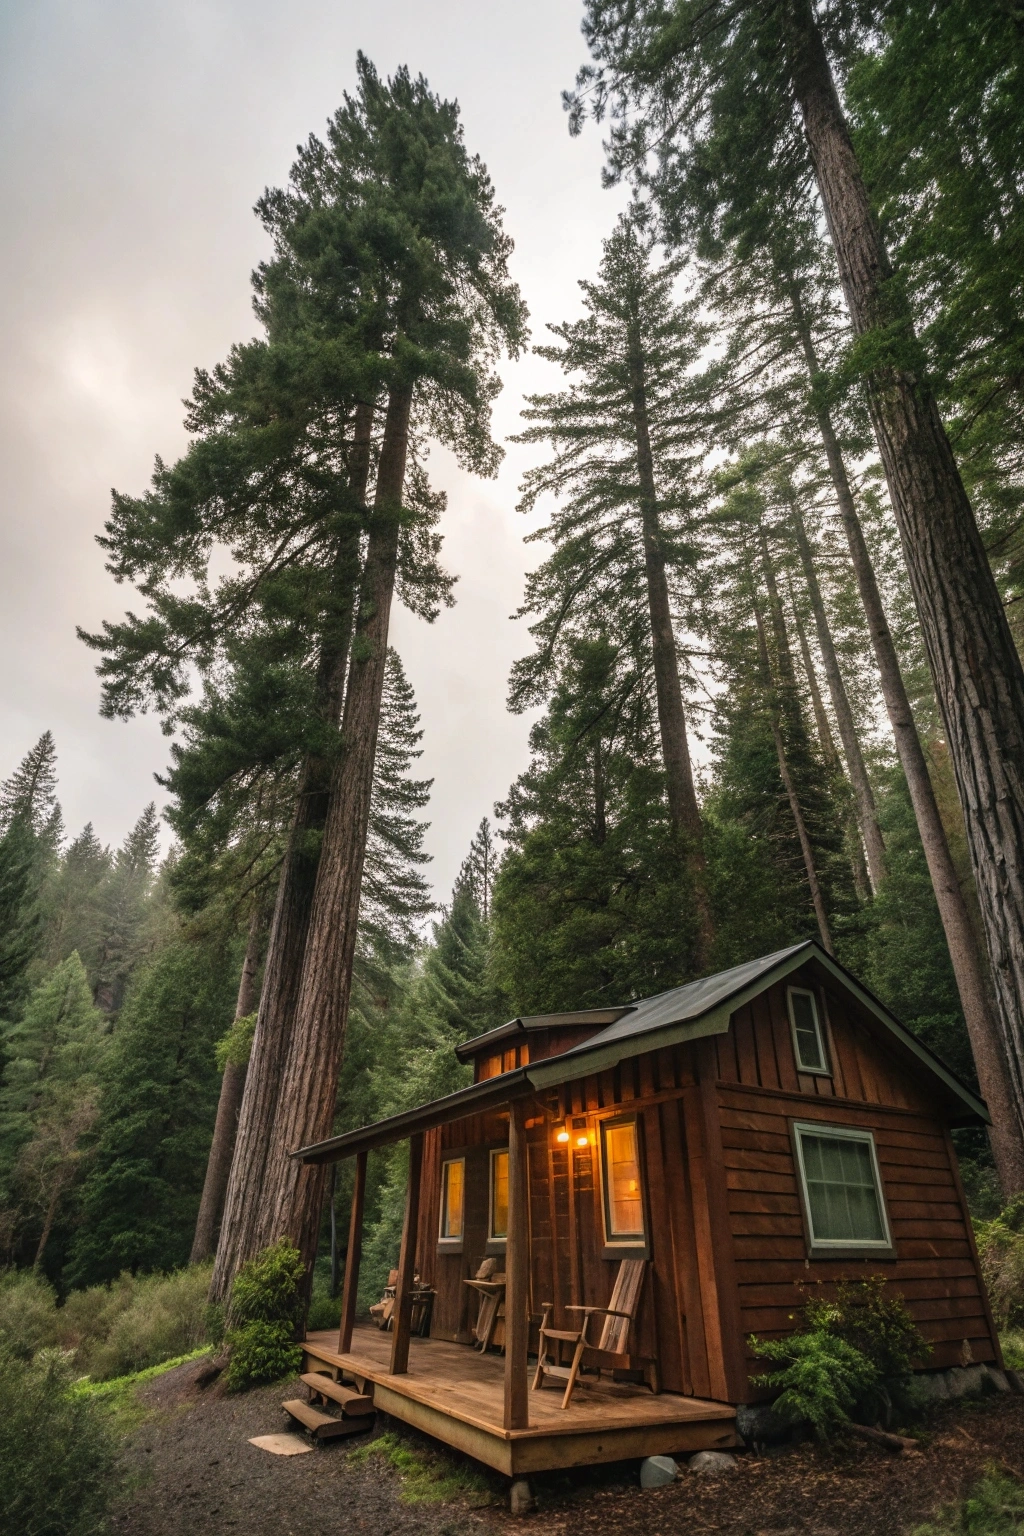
left=111, top=1362, right=1024, bottom=1536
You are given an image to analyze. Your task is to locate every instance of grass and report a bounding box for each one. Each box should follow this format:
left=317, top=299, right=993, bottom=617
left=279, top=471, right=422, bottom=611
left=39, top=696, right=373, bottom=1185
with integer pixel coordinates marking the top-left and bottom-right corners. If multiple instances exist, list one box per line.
left=911, top=1468, right=1024, bottom=1535
left=1000, top=1331, right=1024, bottom=1372
left=348, top=1430, right=500, bottom=1506
left=72, top=1346, right=212, bottom=1433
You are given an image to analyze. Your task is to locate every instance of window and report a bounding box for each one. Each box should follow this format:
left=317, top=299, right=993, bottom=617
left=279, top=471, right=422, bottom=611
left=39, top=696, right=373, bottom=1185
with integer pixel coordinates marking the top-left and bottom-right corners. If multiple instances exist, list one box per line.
left=600, top=1117, right=645, bottom=1243
left=489, top=1149, right=509, bottom=1241
left=788, top=986, right=829, bottom=1074
left=439, top=1157, right=465, bottom=1242
left=792, top=1122, right=892, bottom=1252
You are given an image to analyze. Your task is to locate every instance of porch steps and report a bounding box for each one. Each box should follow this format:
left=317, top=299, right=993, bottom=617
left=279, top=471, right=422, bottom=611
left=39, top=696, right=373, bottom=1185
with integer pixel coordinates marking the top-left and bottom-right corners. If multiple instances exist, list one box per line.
left=281, top=1397, right=374, bottom=1441
left=300, top=1373, right=374, bottom=1417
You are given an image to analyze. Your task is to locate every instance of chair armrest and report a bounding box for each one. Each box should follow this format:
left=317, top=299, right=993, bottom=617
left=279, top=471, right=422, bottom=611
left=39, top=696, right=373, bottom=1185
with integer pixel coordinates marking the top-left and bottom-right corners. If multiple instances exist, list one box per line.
left=564, top=1305, right=602, bottom=1314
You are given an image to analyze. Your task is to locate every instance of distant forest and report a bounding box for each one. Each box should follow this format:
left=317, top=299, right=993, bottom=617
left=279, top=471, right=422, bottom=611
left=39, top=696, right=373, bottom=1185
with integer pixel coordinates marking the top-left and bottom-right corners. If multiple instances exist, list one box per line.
left=3, top=0, right=1024, bottom=1304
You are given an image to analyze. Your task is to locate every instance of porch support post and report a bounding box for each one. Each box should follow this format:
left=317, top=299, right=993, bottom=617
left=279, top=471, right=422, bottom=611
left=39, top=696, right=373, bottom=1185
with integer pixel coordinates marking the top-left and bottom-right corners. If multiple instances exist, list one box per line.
left=390, top=1132, right=424, bottom=1375
left=504, top=1099, right=530, bottom=1430
left=337, top=1149, right=366, bottom=1356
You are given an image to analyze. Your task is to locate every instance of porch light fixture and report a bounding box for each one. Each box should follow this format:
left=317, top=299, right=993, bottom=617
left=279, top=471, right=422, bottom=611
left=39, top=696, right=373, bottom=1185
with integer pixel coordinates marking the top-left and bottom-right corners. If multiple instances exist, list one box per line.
left=555, top=1127, right=570, bottom=1144
left=576, top=1135, right=589, bottom=1148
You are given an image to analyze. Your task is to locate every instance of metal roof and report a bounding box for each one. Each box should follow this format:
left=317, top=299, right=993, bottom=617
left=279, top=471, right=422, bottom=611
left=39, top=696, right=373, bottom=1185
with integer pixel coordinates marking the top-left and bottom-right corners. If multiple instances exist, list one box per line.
left=293, top=940, right=988, bottom=1164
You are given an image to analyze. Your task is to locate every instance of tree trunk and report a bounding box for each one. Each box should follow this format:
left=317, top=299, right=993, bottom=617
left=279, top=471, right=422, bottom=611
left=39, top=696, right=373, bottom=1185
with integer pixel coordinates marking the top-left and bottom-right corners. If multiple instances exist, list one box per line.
left=210, top=401, right=376, bottom=1300
left=627, top=321, right=713, bottom=966
left=788, top=292, right=1024, bottom=1194
left=754, top=594, right=834, bottom=954
left=785, top=0, right=1024, bottom=1181
left=789, top=592, right=871, bottom=901
left=788, top=490, right=888, bottom=892
left=191, top=907, right=265, bottom=1264
left=220, top=382, right=414, bottom=1280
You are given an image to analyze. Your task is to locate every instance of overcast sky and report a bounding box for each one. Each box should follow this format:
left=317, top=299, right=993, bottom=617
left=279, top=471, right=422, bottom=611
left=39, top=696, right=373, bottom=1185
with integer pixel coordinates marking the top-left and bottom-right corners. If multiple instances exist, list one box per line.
left=0, top=0, right=631, bottom=902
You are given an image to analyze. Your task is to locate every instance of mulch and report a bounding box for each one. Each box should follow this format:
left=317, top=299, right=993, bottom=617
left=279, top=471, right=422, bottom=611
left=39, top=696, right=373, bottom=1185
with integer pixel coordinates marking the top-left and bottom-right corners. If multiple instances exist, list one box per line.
left=110, top=1361, right=1024, bottom=1536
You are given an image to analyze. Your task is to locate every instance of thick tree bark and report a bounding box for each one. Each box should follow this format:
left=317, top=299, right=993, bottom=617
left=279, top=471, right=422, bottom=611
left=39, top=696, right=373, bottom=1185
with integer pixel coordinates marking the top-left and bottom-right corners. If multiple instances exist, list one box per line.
left=789, top=295, right=1024, bottom=1194
left=788, top=493, right=887, bottom=892
left=754, top=594, right=834, bottom=954
left=210, top=401, right=376, bottom=1300
left=627, top=321, right=713, bottom=966
left=784, top=0, right=1024, bottom=1183
left=219, top=383, right=414, bottom=1280
left=191, top=908, right=264, bottom=1264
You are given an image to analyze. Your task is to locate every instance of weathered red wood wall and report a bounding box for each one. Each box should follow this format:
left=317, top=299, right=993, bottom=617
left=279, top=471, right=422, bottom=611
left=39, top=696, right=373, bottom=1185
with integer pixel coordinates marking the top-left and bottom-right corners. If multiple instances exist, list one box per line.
left=415, top=963, right=998, bottom=1401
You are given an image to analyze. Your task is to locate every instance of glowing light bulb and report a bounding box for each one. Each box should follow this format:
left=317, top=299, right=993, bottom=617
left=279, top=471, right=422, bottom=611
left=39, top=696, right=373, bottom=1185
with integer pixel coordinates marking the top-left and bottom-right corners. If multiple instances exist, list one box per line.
left=576, top=1135, right=589, bottom=1148
left=556, top=1130, right=569, bottom=1144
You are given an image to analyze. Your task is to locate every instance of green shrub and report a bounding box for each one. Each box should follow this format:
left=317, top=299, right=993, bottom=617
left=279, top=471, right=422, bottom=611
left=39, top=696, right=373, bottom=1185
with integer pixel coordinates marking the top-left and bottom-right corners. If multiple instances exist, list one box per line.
left=0, top=1346, right=119, bottom=1535
left=225, top=1238, right=306, bottom=1391
left=0, top=1263, right=215, bottom=1380
left=912, top=1467, right=1024, bottom=1536
left=751, top=1321, right=879, bottom=1439
left=215, top=1011, right=257, bottom=1071
left=306, top=1278, right=341, bottom=1332
left=1000, top=1329, right=1024, bottom=1371
left=0, top=1267, right=61, bottom=1360
left=751, top=1278, right=929, bottom=1437
left=976, top=1196, right=1024, bottom=1330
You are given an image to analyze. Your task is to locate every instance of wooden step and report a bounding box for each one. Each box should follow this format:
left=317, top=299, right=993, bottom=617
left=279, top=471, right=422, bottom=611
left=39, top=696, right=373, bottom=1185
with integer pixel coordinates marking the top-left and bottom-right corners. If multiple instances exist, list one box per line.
left=300, top=1374, right=374, bottom=1417
left=281, top=1399, right=372, bottom=1441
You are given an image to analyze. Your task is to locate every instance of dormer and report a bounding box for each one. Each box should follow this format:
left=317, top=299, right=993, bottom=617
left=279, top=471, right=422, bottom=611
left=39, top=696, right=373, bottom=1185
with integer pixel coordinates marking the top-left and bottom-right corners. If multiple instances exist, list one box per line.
left=456, top=1007, right=633, bottom=1083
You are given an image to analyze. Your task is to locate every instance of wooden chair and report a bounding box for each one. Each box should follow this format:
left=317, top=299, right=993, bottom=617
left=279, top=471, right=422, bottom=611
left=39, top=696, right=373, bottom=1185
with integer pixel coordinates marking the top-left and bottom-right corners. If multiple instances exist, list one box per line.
left=463, top=1258, right=506, bottom=1352
left=369, top=1269, right=399, bottom=1330
left=532, top=1258, right=658, bottom=1408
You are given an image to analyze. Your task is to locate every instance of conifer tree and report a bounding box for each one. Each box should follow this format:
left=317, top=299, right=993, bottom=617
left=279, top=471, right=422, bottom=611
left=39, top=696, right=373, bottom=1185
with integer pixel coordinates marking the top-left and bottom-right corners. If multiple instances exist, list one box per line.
left=0, top=822, right=40, bottom=1027
left=514, top=218, right=712, bottom=965
left=0, top=732, right=63, bottom=850
left=568, top=0, right=1024, bottom=1170
left=212, top=59, right=525, bottom=1297
left=92, top=805, right=160, bottom=1014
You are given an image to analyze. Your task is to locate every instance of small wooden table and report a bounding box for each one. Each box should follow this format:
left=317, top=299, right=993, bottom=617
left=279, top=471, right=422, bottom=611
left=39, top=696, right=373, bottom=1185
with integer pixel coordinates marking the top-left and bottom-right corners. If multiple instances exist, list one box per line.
left=463, top=1274, right=506, bottom=1352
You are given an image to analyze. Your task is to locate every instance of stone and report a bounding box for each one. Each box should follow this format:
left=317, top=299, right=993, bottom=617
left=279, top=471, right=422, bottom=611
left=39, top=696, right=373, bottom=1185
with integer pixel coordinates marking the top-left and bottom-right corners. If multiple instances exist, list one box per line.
left=735, top=1402, right=786, bottom=1444
left=945, top=1365, right=987, bottom=1400
left=1005, top=1369, right=1024, bottom=1396
left=640, top=1455, right=678, bottom=1488
left=509, top=1478, right=535, bottom=1515
left=688, top=1451, right=738, bottom=1476
left=248, top=1433, right=312, bottom=1456
left=911, top=1371, right=949, bottom=1405
left=983, top=1365, right=1011, bottom=1394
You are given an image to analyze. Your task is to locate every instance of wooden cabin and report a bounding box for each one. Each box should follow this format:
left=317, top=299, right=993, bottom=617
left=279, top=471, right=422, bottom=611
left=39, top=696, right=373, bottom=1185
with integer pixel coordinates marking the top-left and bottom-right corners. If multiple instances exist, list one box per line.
left=296, top=940, right=1001, bottom=1476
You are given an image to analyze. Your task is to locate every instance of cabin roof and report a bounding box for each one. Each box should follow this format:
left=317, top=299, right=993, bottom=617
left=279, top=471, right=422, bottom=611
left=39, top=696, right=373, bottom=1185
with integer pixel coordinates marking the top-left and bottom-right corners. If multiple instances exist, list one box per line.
left=294, top=940, right=988, bottom=1165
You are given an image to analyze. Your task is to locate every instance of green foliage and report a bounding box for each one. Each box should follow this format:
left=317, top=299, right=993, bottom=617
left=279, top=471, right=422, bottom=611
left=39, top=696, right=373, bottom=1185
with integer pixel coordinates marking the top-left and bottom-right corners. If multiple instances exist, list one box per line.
left=215, top=1011, right=257, bottom=1071
left=911, top=1468, right=1024, bottom=1536
left=751, top=1324, right=878, bottom=1440
left=66, top=937, right=239, bottom=1286
left=0, top=1263, right=215, bottom=1380
left=0, top=1345, right=119, bottom=1535
left=975, top=1196, right=1024, bottom=1331
left=72, top=1347, right=212, bottom=1434
left=752, top=1278, right=928, bottom=1436
left=225, top=1238, right=305, bottom=1391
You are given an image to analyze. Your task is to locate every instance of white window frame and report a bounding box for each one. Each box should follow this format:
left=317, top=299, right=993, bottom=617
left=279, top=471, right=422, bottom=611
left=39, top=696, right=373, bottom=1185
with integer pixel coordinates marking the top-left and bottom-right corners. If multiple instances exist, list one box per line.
left=488, top=1146, right=509, bottom=1245
left=438, top=1156, right=466, bottom=1246
left=599, top=1114, right=647, bottom=1249
left=792, top=1121, right=893, bottom=1255
left=787, top=985, right=831, bottom=1075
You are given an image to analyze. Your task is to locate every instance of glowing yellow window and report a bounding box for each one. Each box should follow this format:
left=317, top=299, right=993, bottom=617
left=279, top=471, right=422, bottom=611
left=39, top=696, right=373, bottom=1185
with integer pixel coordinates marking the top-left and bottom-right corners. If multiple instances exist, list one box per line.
left=439, top=1157, right=465, bottom=1241
left=601, top=1119, right=645, bottom=1241
left=490, top=1149, right=509, bottom=1240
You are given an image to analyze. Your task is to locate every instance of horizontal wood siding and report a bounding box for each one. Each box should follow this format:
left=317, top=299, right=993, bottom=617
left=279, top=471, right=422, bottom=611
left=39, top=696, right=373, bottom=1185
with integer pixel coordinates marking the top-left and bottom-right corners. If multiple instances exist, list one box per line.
left=718, top=974, right=997, bottom=1386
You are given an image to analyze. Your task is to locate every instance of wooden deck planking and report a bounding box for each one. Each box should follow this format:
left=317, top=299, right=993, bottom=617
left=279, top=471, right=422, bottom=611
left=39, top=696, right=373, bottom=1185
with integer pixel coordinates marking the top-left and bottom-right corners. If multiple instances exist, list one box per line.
left=302, top=1327, right=737, bottom=1474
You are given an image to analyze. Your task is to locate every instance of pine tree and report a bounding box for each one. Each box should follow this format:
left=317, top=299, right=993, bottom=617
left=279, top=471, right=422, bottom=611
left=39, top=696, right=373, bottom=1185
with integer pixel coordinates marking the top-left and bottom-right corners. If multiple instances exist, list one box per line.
left=0, top=821, right=40, bottom=1027
left=569, top=0, right=1024, bottom=1178
left=43, top=825, right=112, bottom=976
left=0, top=732, right=63, bottom=849
left=514, top=218, right=712, bottom=963
left=456, top=819, right=497, bottom=922
left=212, top=57, right=526, bottom=1299
left=92, top=805, right=160, bottom=1014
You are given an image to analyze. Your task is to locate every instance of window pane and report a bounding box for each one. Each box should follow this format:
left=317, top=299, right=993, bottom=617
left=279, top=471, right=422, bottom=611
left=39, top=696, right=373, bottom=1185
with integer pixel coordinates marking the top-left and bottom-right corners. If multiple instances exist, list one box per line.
left=791, top=991, right=825, bottom=1071
left=800, top=1132, right=885, bottom=1243
left=604, top=1122, right=644, bottom=1237
left=491, top=1151, right=509, bottom=1239
left=441, top=1159, right=464, bottom=1239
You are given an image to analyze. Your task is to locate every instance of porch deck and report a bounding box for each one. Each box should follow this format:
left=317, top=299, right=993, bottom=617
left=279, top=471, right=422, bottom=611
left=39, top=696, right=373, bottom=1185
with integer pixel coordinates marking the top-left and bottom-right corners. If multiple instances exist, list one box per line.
left=302, top=1326, right=738, bottom=1476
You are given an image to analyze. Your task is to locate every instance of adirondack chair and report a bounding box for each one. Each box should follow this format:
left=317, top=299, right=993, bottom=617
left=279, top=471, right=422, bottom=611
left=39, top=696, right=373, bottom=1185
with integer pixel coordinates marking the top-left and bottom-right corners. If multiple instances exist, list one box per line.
left=532, top=1258, right=658, bottom=1408
left=462, top=1257, right=506, bottom=1352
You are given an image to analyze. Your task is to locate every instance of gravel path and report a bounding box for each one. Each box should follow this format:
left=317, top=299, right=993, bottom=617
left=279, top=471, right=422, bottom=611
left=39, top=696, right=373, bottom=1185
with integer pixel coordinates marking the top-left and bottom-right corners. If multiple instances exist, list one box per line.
left=109, top=1360, right=1024, bottom=1536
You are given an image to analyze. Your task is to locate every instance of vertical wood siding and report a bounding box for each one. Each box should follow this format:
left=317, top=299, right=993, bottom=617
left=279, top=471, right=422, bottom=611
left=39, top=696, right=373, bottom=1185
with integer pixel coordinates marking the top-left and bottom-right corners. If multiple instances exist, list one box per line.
left=413, top=965, right=997, bottom=1396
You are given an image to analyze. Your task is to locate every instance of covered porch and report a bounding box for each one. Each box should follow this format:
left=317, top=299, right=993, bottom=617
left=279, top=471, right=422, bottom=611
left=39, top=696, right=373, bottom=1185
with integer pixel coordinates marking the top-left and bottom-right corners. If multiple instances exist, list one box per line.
left=296, top=1075, right=738, bottom=1474
left=301, top=1325, right=737, bottom=1476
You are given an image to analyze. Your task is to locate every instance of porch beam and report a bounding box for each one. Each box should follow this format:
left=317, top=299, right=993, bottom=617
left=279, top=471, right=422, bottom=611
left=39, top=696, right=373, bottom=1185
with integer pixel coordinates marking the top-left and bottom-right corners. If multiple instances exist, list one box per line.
left=337, top=1149, right=366, bottom=1355
left=504, top=1100, right=530, bottom=1430
left=390, top=1132, right=424, bottom=1375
